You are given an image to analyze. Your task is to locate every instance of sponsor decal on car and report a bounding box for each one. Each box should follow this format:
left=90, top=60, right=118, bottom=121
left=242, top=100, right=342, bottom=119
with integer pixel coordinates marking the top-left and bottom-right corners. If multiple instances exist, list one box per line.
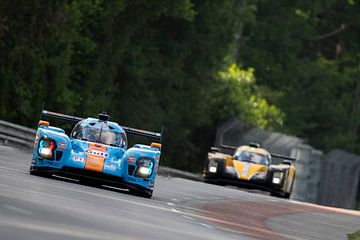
left=155, top=155, right=160, bottom=171
left=127, top=155, right=136, bottom=164
left=105, top=163, right=117, bottom=170
left=85, top=149, right=109, bottom=158
left=46, top=160, right=60, bottom=166
left=128, top=176, right=141, bottom=183
left=58, top=142, right=67, bottom=150
left=34, top=132, right=40, bottom=147
left=85, top=143, right=107, bottom=172
left=73, top=156, right=84, bottom=162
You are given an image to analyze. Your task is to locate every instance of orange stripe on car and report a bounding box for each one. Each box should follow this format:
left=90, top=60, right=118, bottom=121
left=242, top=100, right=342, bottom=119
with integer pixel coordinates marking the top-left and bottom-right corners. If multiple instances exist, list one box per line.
left=85, top=143, right=107, bottom=172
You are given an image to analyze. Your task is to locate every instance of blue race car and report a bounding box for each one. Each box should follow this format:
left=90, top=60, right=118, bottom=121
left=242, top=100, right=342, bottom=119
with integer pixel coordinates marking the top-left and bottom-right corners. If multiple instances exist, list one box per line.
left=30, top=110, right=163, bottom=198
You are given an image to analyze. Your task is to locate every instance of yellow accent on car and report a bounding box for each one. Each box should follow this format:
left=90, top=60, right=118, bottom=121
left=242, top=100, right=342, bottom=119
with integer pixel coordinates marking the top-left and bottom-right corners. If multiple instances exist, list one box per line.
left=232, top=161, right=268, bottom=180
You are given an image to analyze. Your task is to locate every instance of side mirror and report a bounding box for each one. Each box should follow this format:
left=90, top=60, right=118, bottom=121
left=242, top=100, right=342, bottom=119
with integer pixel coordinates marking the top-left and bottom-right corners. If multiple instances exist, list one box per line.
left=151, top=142, right=161, bottom=150
left=210, top=147, right=220, bottom=153
left=249, top=142, right=260, bottom=148
left=38, top=120, right=49, bottom=127
left=282, top=160, right=292, bottom=165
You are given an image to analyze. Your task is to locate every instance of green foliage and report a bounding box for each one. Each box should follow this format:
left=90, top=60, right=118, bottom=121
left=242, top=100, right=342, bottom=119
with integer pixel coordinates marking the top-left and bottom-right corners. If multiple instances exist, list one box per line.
left=237, top=0, right=360, bottom=154
left=0, top=0, right=242, bottom=171
left=348, top=231, right=360, bottom=240
left=212, top=64, right=284, bottom=130
left=1, top=0, right=360, bottom=172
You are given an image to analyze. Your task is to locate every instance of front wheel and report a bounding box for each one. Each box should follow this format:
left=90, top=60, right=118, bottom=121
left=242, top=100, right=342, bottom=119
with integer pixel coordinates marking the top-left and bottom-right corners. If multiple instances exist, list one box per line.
left=79, top=177, right=100, bottom=187
left=29, top=167, right=52, bottom=178
left=204, top=178, right=225, bottom=186
left=270, top=191, right=290, bottom=199
left=129, top=188, right=153, bottom=198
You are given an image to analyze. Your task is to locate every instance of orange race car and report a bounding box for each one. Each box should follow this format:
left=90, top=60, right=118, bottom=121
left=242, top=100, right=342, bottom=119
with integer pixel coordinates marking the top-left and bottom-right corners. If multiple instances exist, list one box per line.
left=203, top=143, right=296, bottom=198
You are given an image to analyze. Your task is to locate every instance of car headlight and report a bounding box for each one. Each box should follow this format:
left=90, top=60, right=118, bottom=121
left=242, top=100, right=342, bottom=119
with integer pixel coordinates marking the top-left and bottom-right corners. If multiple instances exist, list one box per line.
left=208, top=159, right=218, bottom=173
left=38, top=137, right=56, bottom=159
left=272, top=172, right=284, bottom=184
left=135, top=158, right=154, bottom=178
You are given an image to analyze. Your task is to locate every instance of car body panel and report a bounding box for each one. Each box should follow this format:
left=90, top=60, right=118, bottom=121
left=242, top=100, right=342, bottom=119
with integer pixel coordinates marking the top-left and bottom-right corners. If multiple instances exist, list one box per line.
left=30, top=111, right=162, bottom=197
left=203, top=144, right=296, bottom=197
left=233, top=161, right=267, bottom=181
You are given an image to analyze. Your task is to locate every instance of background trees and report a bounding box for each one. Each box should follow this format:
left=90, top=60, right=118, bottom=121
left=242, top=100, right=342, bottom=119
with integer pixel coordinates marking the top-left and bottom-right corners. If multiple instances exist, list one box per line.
left=237, top=0, right=360, bottom=153
left=0, top=0, right=359, bottom=170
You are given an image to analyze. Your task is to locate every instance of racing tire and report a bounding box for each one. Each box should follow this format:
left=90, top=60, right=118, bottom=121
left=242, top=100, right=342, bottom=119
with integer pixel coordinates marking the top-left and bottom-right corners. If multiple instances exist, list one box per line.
left=204, top=178, right=225, bottom=186
left=270, top=191, right=290, bottom=199
left=129, top=188, right=153, bottom=199
left=29, top=169, right=52, bottom=178
left=283, top=192, right=291, bottom=199
left=270, top=191, right=280, bottom=197
left=78, top=177, right=100, bottom=187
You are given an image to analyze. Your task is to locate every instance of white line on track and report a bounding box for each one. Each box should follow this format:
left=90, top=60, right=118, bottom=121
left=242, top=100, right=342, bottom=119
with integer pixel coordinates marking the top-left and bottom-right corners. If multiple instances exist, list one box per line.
left=181, top=215, right=195, bottom=221
left=2, top=204, right=32, bottom=215
left=271, top=212, right=360, bottom=230
left=0, top=171, right=342, bottom=240
left=1, top=178, right=353, bottom=240
left=0, top=158, right=26, bottom=167
left=0, top=165, right=28, bottom=174
left=171, top=208, right=180, bottom=213
left=1, top=162, right=357, bottom=240
left=200, top=223, right=213, bottom=229
left=0, top=201, right=227, bottom=240
left=0, top=217, right=138, bottom=240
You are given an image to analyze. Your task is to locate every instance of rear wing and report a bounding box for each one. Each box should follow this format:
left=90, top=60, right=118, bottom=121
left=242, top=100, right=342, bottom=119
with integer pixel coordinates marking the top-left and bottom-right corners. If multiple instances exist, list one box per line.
left=219, top=143, right=296, bottom=162
left=121, top=126, right=163, bottom=142
left=40, top=110, right=163, bottom=143
left=270, top=153, right=296, bottom=161
left=41, top=110, right=84, bottom=123
left=220, top=144, right=237, bottom=151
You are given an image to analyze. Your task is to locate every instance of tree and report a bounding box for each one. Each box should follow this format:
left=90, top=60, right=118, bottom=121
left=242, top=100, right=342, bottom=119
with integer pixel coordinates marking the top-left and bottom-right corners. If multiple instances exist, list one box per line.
left=237, top=0, right=360, bottom=153
left=211, top=64, right=284, bottom=130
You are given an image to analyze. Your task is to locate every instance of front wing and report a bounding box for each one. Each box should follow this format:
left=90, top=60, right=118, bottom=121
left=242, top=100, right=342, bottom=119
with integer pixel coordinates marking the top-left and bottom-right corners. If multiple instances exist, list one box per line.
left=30, top=165, right=153, bottom=192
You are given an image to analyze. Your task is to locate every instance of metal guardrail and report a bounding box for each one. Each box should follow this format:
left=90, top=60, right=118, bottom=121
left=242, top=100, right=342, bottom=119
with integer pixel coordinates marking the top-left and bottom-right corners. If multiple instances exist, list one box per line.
left=158, top=166, right=202, bottom=181
left=0, top=120, right=36, bottom=150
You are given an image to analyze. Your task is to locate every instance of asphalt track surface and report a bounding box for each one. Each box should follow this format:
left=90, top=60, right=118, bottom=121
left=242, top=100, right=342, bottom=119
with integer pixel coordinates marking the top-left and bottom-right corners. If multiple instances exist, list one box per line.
left=0, top=145, right=359, bottom=240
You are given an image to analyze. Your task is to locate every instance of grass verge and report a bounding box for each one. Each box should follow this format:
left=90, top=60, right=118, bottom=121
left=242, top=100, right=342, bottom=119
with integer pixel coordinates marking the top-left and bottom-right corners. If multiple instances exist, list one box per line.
left=348, top=231, right=360, bottom=240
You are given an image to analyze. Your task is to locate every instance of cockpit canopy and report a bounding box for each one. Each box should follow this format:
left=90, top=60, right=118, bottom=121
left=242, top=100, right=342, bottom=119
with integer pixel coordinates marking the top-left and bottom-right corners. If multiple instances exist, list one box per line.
left=233, top=150, right=270, bottom=165
left=71, top=121, right=127, bottom=148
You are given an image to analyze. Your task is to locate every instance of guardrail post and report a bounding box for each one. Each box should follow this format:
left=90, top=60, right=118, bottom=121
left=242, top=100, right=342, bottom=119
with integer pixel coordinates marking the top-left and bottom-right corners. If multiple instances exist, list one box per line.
left=291, top=144, right=324, bottom=203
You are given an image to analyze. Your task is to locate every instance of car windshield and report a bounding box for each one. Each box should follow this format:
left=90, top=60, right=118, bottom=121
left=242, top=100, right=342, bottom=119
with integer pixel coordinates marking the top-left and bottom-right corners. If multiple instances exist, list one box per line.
left=72, top=124, right=127, bottom=148
left=233, top=150, right=269, bottom=165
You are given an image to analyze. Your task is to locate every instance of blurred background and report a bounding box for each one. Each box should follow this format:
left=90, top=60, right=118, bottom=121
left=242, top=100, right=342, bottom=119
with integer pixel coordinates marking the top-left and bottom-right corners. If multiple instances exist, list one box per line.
left=0, top=0, right=359, bottom=173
